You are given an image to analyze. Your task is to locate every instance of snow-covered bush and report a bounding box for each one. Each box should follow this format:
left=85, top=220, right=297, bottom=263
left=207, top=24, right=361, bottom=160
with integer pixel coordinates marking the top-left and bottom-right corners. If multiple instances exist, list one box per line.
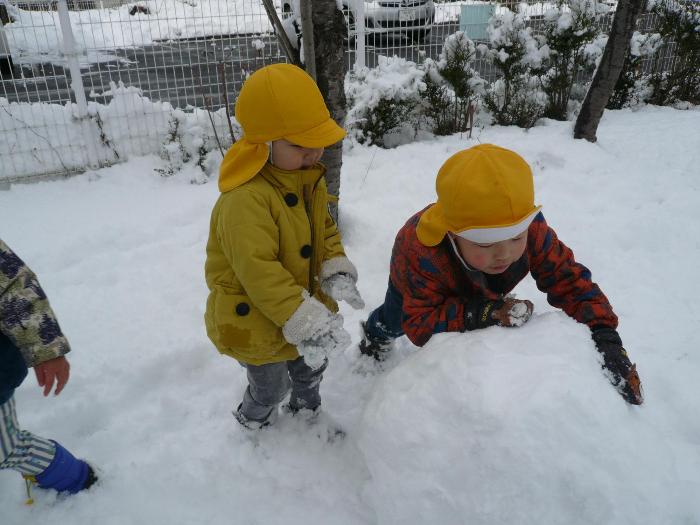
left=345, top=56, right=426, bottom=147
left=607, top=31, right=662, bottom=109
left=156, top=115, right=192, bottom=177
left=646, top=0, right=700, bottom=106
left=533, top=0, right=607, bottom=120
left=480, top=10, right=546, bottom=128
left=155, top=110, right=230, bottom=181
left=419, top=59, right=456, bottom=136
left=420, top=32, right=485, bottom=135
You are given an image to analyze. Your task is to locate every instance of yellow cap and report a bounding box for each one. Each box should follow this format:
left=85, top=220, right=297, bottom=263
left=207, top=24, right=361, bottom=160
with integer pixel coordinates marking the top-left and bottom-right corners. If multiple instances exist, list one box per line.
left=416, top=144, right=542, bottom=246
left=219, top=63, right=346, bottom=192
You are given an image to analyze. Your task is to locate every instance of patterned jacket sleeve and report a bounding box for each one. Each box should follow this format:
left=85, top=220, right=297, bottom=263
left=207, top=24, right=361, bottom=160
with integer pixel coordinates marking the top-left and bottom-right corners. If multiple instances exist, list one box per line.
left=392, top=235, right=468, bottom=347
left=0, top=239, right=71, bottom=367
left=527, top=214, right=618, bottom=329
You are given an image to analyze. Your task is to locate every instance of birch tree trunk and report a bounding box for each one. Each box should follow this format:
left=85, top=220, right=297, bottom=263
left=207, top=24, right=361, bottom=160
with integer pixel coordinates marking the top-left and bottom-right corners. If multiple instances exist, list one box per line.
left=574, top=0, right=646, bottom=142
left=312, top=0, right=348, bottom=222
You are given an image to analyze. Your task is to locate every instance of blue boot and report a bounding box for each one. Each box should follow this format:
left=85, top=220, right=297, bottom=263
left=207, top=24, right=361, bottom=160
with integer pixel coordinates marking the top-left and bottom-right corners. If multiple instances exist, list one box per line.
left=35, top=441, right=97, bottom=494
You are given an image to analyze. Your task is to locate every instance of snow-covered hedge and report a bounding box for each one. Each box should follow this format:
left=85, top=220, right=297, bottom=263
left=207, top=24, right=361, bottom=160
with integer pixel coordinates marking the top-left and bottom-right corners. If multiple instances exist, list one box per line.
left=607, top=31, right=662, bottom=110
left=534, top=0, right=608, bottom=120
left=345, top=56, right=427, bottom=148
left=345, top=32, right=487, bottom=147
left=480, top=10, right=547, bottom=128
left=345, top=3, right=610, bottom=146
left=346, top=0, right=698, bottom=147
left=645, top=0, right=700, bottom=107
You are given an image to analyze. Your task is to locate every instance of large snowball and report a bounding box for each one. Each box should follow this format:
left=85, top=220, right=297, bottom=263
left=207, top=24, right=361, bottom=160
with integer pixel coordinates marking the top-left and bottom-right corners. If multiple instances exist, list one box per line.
left=357, top=313, right=699, bottom=524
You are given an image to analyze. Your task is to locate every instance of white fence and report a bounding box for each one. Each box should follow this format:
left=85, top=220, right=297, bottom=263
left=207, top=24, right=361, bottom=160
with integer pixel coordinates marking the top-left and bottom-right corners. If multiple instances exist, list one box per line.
left=1, top=0, right=287, bottom=181
left=0, top=0, right=685, bottom=182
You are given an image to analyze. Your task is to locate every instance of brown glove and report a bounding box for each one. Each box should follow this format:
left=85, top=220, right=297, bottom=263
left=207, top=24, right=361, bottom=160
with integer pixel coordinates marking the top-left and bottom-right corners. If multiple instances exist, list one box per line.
left=464, top=297, right=534, bottom=331
left=592, top=327, right=643, bottom=405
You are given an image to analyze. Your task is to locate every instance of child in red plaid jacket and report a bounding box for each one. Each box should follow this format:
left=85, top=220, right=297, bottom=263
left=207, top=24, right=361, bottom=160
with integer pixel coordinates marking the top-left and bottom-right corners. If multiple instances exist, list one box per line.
left=360, top=144, right=643, bottom=405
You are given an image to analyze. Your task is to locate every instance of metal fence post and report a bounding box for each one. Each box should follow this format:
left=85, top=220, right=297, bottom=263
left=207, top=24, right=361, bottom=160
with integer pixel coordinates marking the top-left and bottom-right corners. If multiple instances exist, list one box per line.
left=0, top=10, right=13, bottom=78
left=354, top=0, right=365, bottom=69
left=56, top=0, right=103, bottom=169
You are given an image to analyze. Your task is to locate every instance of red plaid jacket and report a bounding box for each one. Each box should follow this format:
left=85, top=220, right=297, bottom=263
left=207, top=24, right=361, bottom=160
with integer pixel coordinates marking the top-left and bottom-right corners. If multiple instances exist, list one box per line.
left=389, top=209, right=618, bottom=347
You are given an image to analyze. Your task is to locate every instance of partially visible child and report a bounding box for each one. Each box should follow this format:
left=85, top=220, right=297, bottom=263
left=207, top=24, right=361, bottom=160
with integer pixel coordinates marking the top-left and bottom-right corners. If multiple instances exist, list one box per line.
left=204, top=64, right=364, bottom=430
left=0, top=238, right=98, bottom=494
left=359, top=144, right=643, bottom=405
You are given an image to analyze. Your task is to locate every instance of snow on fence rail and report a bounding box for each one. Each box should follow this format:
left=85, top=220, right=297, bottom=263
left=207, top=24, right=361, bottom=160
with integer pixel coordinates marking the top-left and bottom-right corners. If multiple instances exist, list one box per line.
left=0, top=0, right=688, bottom=182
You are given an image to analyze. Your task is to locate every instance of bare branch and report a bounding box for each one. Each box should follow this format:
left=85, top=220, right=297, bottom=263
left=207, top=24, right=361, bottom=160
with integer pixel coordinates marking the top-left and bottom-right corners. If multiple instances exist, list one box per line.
left=261, top=0, right=301, bottom=66
left=217, top=62, right=237, bottom=144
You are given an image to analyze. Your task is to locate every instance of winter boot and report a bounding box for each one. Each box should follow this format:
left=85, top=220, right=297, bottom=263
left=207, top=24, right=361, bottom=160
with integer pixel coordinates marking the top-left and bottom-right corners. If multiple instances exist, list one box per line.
left=33, top=441, right=97, bottom=494
left=233, top=403, right=278, bottom=430
left=358, top=322, right=394, bottom=361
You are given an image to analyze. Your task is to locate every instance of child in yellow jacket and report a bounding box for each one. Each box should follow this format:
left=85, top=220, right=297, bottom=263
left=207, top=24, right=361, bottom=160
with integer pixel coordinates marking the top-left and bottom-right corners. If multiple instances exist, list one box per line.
left=204, top=64, right=363, bottom=429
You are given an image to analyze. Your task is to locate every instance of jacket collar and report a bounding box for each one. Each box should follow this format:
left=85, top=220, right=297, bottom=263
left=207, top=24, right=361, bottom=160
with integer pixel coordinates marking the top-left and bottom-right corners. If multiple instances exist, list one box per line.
left=260, top=162, right=325, bottom=192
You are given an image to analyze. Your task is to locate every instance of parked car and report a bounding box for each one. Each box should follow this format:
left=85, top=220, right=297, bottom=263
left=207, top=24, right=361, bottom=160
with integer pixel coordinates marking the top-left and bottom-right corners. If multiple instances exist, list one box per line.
left=281, top=0, right=436, bottom=43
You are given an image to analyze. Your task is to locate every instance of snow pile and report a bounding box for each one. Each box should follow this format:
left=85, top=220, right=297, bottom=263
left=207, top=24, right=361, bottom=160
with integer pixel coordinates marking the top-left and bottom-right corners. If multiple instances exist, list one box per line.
left=0, top=82, right=234, bottom=180
left=358, top=314, right=698, bottom=524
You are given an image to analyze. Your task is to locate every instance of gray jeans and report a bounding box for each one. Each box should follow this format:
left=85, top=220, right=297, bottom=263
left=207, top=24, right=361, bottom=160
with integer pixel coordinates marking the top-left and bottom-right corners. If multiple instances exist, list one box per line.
left=239, top=356, right=327, bottom=422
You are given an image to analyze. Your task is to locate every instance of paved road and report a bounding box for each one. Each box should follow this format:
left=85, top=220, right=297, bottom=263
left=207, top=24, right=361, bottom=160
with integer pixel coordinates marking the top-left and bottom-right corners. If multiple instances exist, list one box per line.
left=0, top=22, right=462, bottom=109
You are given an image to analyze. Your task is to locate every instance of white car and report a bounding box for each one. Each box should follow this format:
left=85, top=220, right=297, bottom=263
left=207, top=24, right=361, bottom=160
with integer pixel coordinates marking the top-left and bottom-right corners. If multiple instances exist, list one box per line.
left=281, top=0, right=436, bottom=43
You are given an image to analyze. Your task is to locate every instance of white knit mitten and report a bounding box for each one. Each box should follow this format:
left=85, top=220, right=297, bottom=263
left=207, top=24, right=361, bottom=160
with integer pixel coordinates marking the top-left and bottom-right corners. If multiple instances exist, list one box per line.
left=319, top=257, right=364, bottom=310
left=283, top=295, right=351, bottom=369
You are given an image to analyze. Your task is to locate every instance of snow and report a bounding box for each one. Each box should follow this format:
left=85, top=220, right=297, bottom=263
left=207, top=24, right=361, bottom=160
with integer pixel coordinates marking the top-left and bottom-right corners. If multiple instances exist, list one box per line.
left=1, top=105, right=700, bottom=524
left=2, top=0, right=279, bottom=65
left=435, top=1, right=578, bottom=24
left=0, top=83, right=234, bottom=180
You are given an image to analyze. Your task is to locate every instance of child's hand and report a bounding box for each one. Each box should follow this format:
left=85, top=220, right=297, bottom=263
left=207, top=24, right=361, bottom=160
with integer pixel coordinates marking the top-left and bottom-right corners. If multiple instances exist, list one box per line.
left=464, top=298, right=533, bottom=330
left=34, top=356, right=70, bottom=396
left=492, top=298, right=534, bottom=327
left=592, top=328, right=644, bottom=405
left=283, top=295, right=353, bottom=369
left=321, top=272, right=365, bottom=310
left=297, top=313, right=352, bottom=370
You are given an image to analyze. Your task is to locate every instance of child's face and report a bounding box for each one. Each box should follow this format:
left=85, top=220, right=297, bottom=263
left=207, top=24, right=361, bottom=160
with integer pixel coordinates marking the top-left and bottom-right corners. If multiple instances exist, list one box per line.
left=271, top=139, right=324, bottom=170
left=452, top=232, right=528, bottom=274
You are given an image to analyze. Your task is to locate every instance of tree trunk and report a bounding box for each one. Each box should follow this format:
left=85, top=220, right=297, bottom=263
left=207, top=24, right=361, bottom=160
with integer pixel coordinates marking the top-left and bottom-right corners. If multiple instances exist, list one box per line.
left=573, top=0, right=646, bottom=142
left=300, top=0, right=316, bottom=81
left=312, top=0, right=348, bottom=222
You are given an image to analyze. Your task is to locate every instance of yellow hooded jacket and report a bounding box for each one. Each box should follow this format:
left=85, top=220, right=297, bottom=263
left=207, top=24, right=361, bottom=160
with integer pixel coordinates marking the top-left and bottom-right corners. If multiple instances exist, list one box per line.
left=204, top=162, right=345, bottom=365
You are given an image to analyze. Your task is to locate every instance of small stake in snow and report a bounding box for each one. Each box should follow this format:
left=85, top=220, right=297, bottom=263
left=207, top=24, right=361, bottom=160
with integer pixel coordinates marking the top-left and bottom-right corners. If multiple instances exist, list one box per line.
left=23, top=475, right=35, bottom=505
left=217, top=62, right=237, bottom=144
left=465, top=102, right=475, bottom=139
left=204, top=96, right=225, bottom=158
left=195, top=68, right=225, bottom=157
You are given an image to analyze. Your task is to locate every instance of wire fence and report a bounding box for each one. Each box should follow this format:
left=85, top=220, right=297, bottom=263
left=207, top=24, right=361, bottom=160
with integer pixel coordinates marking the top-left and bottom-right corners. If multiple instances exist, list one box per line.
left=0, top=0, right=688, bottom=182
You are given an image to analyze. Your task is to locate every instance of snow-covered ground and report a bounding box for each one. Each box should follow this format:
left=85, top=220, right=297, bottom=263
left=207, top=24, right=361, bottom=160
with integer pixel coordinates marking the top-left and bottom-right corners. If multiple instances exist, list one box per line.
left=1, top=105, right=699, bottom=524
